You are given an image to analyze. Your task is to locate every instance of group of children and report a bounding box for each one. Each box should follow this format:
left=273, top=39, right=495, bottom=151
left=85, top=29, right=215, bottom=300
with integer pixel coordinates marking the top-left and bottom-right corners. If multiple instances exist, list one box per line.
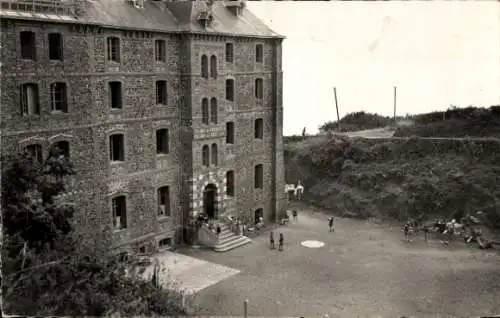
left=269, top=231, right=284, bottom=251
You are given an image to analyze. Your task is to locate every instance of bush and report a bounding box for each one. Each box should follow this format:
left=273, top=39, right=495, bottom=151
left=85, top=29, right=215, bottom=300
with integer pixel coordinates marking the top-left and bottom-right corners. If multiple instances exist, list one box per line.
left=395, top=105, right=500, bottom=138
left=2, top=151, right=190, bottom=316
left=320, top=111, right=393, bottom=132
left=284, top=135, right=500, bottom=229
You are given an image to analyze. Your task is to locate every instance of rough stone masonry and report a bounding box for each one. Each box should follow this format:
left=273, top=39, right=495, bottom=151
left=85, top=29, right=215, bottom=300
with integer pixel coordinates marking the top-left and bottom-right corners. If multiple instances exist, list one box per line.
left=0, top=0, right=286, bottom=255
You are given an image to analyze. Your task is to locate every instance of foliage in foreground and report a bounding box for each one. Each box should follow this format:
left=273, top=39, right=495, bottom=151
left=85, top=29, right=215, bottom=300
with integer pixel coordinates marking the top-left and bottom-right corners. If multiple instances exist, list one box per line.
left=1, top=151, right=188, bottom=316
left=285, top=135, right=500, bottom=229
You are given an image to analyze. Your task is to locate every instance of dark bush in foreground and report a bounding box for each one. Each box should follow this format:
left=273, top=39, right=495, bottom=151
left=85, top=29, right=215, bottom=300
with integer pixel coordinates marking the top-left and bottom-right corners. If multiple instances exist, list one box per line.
left=2, top=151, right=190, bottom=316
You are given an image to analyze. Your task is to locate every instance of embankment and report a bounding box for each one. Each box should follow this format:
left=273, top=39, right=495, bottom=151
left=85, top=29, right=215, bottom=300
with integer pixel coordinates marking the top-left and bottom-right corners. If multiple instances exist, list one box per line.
left=284, top=135, right=500, bottom=229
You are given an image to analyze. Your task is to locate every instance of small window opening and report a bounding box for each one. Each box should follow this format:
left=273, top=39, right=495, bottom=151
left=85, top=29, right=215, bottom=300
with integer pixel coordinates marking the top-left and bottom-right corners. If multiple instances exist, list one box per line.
left=112, top=195, right=127, bottom=229
left=109, top=81, right=122, bottom=109
left=48, top=33, right=63, bottom=60
left=226, top=122, right=234, bottom=144
left=109, top=134, right=125, bottom=161
left=225, top=79, right=234, bottom=101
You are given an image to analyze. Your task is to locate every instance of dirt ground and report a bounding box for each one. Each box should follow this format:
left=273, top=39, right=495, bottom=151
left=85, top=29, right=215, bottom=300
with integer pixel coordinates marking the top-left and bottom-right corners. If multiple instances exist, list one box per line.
left=178, top=205, right=500, bottom=317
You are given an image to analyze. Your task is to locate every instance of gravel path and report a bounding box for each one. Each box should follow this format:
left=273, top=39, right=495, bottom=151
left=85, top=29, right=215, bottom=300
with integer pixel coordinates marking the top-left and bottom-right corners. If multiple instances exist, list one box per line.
left=178, top=206, right=500, bottom=317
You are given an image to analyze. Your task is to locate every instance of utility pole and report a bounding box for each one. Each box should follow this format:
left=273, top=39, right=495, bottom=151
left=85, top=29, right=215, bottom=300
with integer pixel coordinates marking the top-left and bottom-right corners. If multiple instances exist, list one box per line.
left=334, top=87, right=340, bottom=132
left=393, top=86, right=397, bottom=124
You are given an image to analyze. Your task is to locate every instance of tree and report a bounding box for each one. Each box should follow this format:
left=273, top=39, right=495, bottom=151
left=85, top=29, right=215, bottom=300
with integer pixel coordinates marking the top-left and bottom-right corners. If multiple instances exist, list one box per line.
left=2, top=148, right=191, bottom=316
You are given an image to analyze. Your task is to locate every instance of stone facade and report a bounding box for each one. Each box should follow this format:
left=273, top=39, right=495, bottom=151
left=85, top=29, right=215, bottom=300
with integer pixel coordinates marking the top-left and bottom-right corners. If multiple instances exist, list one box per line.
left=0, top=2, right=285, bottom=255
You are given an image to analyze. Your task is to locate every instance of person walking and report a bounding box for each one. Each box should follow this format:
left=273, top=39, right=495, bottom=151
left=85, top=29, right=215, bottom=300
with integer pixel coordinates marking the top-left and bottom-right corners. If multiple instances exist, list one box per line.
left=423, top=226, right=430, bottom=243
left=292, top=209, right=298, bottom=221
left=295, top=181, right=304, bottom=201
left=278, top=233, right=284, bottom=251
left=403, top=222, right=410, bottom=243
left=328, top=217, right=334, bottom=232
left=270, top=231, right=275, bottom=249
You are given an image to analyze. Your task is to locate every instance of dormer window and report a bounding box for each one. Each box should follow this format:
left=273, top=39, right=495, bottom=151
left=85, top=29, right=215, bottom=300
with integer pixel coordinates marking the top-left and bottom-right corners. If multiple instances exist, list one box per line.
left=225, top=0, right=244, bottom=16
left=197, top=11, right=214, bottom=28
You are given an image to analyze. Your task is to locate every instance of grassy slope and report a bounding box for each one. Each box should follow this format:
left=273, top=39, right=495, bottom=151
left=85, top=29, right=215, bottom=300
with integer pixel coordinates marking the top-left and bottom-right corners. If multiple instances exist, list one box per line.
left=394, top=106, right=500, bottom=138
left=284, top=135, right=500, bottom=230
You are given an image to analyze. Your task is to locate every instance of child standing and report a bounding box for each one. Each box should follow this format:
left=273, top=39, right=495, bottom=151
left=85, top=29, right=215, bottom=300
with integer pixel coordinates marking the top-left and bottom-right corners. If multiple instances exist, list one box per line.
left=328, top=217, right=334, bottom=232
left=270, top=231, right=275, bottom=249
left=403, top=223, right=410, bottom=242
left=278, top=233, right=284, bottom=251
left=216, top=224, right=221, bottom=239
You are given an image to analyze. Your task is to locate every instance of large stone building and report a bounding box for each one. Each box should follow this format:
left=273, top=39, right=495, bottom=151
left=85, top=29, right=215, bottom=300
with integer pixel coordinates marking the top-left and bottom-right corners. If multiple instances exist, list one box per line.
left=0, top=0, right=285, bottom=254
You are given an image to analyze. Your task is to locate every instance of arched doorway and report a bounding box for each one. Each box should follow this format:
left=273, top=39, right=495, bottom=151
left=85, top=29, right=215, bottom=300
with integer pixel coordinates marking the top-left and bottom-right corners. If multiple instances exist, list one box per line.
left=203, top=183, right=218, bottom=219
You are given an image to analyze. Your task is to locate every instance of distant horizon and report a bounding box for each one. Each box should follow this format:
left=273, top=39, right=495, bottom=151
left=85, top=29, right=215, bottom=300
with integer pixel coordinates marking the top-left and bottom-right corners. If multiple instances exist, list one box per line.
left=248, top=1, right=500, bottom=135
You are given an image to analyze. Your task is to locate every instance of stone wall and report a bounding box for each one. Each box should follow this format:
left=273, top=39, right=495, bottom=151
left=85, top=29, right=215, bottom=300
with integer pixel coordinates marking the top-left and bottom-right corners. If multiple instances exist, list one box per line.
left=187, top=35, right=282, bottom=224
left=0, top=19, right=285, bottom=251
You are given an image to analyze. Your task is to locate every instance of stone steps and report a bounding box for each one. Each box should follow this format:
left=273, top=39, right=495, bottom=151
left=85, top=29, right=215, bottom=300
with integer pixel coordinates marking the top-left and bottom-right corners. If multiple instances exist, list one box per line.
left=214, top=234, right=252, bottom=252
left=213, top=223, right=251, bottom=252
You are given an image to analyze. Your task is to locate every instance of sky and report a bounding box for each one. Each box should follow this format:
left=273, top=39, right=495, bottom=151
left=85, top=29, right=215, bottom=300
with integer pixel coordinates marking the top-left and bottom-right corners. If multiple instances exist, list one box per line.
left=247, top=1, right=500, bottom=136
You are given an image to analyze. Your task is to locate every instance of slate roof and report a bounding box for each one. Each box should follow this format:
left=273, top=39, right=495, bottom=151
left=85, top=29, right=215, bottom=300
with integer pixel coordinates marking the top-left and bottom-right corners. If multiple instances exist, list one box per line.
left=0, top=0, right=283, bottom=39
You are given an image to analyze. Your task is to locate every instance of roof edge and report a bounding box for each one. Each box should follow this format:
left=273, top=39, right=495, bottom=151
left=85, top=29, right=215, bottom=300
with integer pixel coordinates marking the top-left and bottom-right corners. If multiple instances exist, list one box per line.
left=0, top=13, right=285, bottom=39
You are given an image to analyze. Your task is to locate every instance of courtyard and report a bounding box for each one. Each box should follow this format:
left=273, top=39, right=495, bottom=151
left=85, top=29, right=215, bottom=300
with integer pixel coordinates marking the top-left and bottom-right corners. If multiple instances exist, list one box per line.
left=177, top=205, right=500, bottom=317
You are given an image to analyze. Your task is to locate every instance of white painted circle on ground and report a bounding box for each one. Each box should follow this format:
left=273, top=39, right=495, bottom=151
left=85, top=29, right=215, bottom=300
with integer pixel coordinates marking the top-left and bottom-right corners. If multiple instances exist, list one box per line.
left=301, top=240, right=325, bottom=248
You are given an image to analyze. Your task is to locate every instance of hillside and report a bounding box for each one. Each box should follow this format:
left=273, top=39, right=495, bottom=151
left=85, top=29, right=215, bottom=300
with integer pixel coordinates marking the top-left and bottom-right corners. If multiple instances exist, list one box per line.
left=319, top=111, right=393, bottom=133
left=318, top=106, right=500, bottom=138
left=394, top=105, right=500, bottom=138
left=284, top=135, right=500, bottom=230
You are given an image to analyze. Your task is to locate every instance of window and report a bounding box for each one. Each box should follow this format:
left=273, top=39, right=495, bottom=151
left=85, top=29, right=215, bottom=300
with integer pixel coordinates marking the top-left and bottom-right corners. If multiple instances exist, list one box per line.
left=157, top=186, right=171, bottom=217
left=225, top=43, right=234, bottom=63
left=51, top=141, right=70, bottom=158
left=159, top=238, right=171, bottom=248
left=109, top=81, right=122, bottom=109
left=107, top=37, right=120, bottom=62
left=155, top=39, right=166, bottom=62
left=156, top=129, right=169, bottom=154
left=210, top=55, right=217, bottom=78
left=254, top=118, right=264, bottom=139
left=225, top=79, right=234, bottom=101
left=255, top=78, right=263, bottom=99
left=20, top=31, right=36, bottom=60
left=112, top=196, right=127, bottom=230
left=202, top=145, right=209, bottom=167
left=211, top=143, right=218, bottom=166
left=117, top=252, right=129, bottom=262
left=25, top=144, right=43, bottom=163
left=210, top=97, right=217, bottom=124
left=255, top=44, right=263, bottom=63
left=156, top=80, right=167, bottom=105
left=139, top=246, right=146, bottom=254
left=201, top=55, right=208, bottom=79
left=50, top=82, right=68, bottom=113
left=202, top=98, right=209, bottom=125
left=20, top=83, right=40, bottom=115
left=226, top=122, right=234, bottom=144
left=254, top=164, right=263, bottom=189
left=109, top=134, right=125, bottom=162
left=48, top=33, right=63, bottom=60
left=226, top=170, right=234, bottom=196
